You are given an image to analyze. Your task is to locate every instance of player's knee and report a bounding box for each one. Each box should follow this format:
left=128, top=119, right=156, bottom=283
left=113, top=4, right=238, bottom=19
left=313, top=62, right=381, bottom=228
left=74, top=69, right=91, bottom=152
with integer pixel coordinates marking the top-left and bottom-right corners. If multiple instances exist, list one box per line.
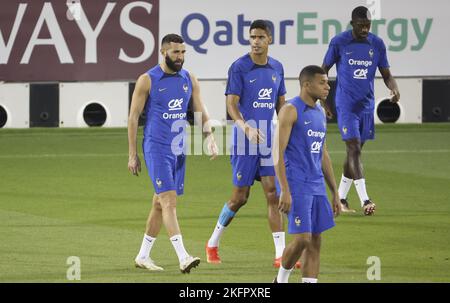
left=158, top=194, right=177, bottom=210
left=265, top=187, right=278, bottom=205
left=152, top=198, right=162, bottom=211
left=293, top=234, right=312, bottom=249
left=230, top=195, right=248, bottom=208
left=347, top=142, right=361, bottom=157
left=310, top=235, right=322, bottom=253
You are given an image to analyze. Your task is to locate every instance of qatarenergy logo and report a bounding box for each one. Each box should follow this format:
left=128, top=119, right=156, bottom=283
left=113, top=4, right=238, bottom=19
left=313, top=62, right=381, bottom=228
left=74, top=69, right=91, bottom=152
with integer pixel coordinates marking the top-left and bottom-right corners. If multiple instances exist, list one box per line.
left=181, top=12, right=433, bottom=53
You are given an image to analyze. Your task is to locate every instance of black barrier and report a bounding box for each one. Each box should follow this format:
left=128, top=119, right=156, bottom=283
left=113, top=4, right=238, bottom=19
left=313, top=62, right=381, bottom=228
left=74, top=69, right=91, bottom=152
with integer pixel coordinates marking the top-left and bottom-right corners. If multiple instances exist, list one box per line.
left=423, top=79, right=450, bottom=122
left=83, top=103, right=107, bottom=127
left=29, top=83, right=59, bottom=127
left=0, top=105, right=7, bottom=128
left=377, top=99, right=401, bottom=123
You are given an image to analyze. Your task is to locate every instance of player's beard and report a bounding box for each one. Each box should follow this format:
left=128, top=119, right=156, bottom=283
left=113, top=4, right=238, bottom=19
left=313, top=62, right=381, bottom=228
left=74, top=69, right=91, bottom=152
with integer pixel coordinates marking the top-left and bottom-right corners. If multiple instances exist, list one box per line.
left=165, top=55, right=183, bottom=72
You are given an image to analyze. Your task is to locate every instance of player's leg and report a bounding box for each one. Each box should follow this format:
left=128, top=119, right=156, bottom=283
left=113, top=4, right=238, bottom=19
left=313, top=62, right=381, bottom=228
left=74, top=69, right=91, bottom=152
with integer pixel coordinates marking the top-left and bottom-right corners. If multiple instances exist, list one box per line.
left=260, top=176, right=284, bottom=262
left=135, top=152, right=171, bottom=271
left=276, top=233, right=311, bottom=283
left=206, top=155, right=257, bottom=263
left=299, top=195, right=335, bottom=283
left=339, top=155, right=355, bottom=212
left=301, top=234, right=321, bottom=283
left=158, top=190, right=181, bottom=236
left=145, top=193, right=163, bottom=236
left=357, top=112, right=376, bottom=215
left=159, top=189, right=200, bottom=273
left=206, top=185, right=250, bottom=263
left=260, top=176, right=283, bottom=232
left=274, top=193, right=313, bottom=283
left=345, top=138, right=364, bottom=179
left=336, top=109, right=358, bottom=212
left=135, top=194, right=164, bottom=270
left=344, top=112, right=375, bottom=215
left=261, top=175, right=300, bottom=268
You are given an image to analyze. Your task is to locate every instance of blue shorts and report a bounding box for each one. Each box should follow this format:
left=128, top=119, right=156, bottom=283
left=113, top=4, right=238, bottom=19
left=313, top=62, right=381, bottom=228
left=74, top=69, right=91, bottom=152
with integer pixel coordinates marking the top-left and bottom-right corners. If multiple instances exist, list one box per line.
left=288, top=193, right=335, bottom=234
left=144, top=152, right=186, bottom=195
left=230, top=154, right=275, bottom=187
left=337, top=108, right=375, bottom=143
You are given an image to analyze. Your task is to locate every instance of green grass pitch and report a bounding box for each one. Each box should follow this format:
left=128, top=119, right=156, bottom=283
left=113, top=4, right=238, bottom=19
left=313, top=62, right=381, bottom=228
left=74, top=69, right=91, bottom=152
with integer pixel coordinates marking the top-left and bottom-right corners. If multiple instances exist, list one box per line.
left=1, top=123, right=449, bottom=282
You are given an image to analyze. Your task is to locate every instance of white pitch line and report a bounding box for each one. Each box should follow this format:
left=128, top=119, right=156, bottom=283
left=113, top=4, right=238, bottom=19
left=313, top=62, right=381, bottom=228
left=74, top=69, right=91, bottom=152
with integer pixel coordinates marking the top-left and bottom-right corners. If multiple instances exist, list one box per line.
left=0, top=149, right=449, bottom=159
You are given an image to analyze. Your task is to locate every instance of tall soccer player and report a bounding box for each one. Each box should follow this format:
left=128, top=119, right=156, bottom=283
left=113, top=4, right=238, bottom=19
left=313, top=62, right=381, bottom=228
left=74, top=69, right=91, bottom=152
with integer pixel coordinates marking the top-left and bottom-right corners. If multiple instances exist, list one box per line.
left=273, top=65, right=340, bottom=283
left=322, top=6, right=400, bottom=215
left=205, top=20, right=300, bottom=269
left=128, top=34, right=218, bottom=273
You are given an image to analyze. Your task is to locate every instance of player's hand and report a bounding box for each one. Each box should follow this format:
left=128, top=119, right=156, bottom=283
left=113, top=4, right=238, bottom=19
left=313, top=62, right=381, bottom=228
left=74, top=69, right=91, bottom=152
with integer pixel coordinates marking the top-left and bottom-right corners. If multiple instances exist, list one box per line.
left=390, top=89, right=400, bottom=103
left=278, top=191, right=292, bottom=215
left=319, top=98, right=334, bottom=119
left=245, top=126, right=265, bottom=144
left=205, top=133, right=219, bottom=160
left=332, top=193, right=341, bottom=218
left=325, top=106, right=333, bottom=119
left=128, top=154, right=141, bottom=176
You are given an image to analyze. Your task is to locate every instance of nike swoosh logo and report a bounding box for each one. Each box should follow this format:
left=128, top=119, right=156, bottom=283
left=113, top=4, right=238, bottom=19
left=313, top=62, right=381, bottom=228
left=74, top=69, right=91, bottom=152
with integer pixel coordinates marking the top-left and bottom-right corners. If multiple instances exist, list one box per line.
left=158, top=88, right=167, bottom=92
left=304, top=121, right=312, bottom=125
left=249, top=79, right=256, bottom=83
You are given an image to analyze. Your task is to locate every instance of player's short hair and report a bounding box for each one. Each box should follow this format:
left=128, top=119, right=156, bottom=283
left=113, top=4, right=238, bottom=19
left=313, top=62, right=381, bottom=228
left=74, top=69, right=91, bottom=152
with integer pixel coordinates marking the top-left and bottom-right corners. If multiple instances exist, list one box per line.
left=249, top=19, right=272, bottom=36
left=161, top=34, right=184, bottom=46
left=351, top=6, right=371, bottom=20
left=299, top=65, right=326, bottom=86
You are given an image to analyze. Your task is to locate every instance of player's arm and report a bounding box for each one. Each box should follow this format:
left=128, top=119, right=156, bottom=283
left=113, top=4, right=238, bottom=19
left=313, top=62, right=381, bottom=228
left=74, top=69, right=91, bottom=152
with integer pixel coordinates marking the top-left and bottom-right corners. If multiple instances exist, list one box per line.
left=321, top=141, right=340, bottom=217
left=319, top=63, right=334, bottom=119
left=127, top=73, right=150, bottom=176
left=321, top=63, right=332, bottom=75
left=321, top=42, right=339, bottom=119
left=226, top=94, right=265, bottom=144
left=318, top=70, right=333, bottom=120
left=321, top=40, right=338, bottom=75
left=379, top=67, right=400, bottom=103
left=272, top=104, right=296, bottom=214
left=275, top=95, right=286, bottom=114
left=190, top=73, right=218, bottom=160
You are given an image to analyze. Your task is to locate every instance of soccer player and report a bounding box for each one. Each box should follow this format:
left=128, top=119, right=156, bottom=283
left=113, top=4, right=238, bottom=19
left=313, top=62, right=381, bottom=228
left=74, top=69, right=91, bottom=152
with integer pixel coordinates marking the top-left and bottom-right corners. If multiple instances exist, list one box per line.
left=205, top=20, right=300, bottom=269
left=322, top=6, right=400, bottom=215
left=273, top=65, right=340, bottom=283
left=128, top=34, right=218, bottom=273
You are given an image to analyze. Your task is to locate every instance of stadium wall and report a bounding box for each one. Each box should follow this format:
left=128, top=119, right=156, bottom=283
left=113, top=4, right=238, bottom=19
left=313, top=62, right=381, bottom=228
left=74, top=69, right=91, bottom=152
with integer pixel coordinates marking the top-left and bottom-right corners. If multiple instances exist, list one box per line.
left=1, top=77, right=449, bottom=128
left=1, top=0, right=449, bottom=128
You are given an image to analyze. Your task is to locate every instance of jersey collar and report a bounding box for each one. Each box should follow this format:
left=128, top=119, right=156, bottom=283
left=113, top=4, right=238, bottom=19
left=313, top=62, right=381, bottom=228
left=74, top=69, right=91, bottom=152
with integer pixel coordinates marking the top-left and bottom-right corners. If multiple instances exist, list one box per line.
left=157, top=65, right=183, bottom=80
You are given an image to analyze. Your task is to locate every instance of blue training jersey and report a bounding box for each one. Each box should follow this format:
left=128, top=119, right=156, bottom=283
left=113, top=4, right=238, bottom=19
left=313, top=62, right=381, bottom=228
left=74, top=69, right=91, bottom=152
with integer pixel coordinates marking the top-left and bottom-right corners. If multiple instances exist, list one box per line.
left=323, top=30, right=390, bottom=112
left=285, top=97, right=327, bottom=195
left=143, top=65, right=192, bottom=155
left=226, top=53, right=286, bottom=155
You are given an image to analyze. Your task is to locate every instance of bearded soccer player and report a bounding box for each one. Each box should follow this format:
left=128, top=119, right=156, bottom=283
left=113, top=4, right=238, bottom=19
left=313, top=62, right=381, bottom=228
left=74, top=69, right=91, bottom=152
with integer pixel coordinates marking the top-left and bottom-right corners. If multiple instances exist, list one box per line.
left=128, top=34, right=218, bottom=273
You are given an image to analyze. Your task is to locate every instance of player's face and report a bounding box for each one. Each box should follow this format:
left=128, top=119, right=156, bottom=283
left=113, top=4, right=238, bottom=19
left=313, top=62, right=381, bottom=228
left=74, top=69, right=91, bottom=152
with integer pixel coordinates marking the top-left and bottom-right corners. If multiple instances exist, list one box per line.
left=249, top=28, right=271, bottom=55
left=351, top=18, right=371, bottom=40
left=163, top=42, right=186, bottom=72
left=308, top=74, right=330, bottom=100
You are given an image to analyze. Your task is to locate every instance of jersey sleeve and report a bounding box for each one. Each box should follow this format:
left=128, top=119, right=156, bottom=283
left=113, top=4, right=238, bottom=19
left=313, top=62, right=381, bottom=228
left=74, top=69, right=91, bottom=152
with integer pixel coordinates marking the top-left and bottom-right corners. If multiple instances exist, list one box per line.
left=225, top=64, right=243, bottom=96
left=323, top=40, right=339, bottom=68
left=377, top=39, right=390, bottom=69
